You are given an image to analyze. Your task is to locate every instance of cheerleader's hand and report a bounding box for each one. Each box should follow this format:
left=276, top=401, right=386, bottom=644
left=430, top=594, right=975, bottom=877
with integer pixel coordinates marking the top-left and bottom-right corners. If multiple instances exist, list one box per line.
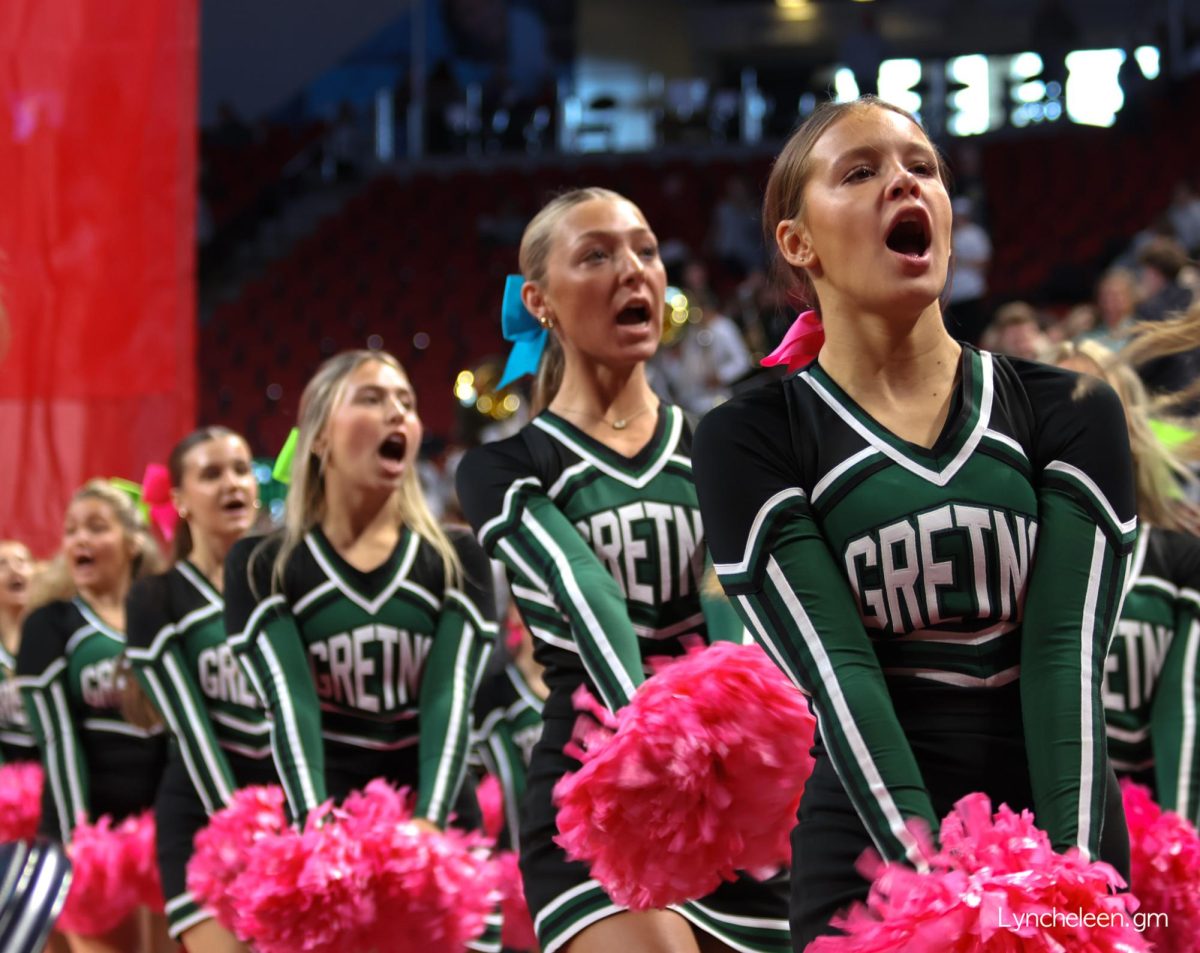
left=410, top=817, right=441, bottom=835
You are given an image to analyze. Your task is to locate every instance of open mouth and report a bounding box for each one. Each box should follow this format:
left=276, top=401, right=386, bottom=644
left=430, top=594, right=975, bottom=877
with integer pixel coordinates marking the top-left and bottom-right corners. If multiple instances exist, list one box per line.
left=221, top=499, right=249, bottom=515
left=616, top=302, right=652, bottom=326
left=6, top=578, right=26, bottom=594
left=73, top=555, right=95, bottom=570
left=885, top=217, right=931, bottom=258
left=379, top=433, right=407, bottom=463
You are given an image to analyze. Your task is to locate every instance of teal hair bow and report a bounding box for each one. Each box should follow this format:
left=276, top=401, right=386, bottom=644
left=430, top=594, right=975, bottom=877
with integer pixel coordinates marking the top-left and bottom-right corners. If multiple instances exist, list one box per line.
left=497, top=274, right=546, bottom=390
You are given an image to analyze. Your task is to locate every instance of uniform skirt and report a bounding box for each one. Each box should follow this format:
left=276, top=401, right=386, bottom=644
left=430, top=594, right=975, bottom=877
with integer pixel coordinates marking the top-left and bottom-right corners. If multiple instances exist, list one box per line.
left=37, top=732, right=166, bottom=840
left=157, top=749, right=277, bottom=939
left=520, top=704, right=793, bottom=953
left=791, top=679, right=1131, bottom=951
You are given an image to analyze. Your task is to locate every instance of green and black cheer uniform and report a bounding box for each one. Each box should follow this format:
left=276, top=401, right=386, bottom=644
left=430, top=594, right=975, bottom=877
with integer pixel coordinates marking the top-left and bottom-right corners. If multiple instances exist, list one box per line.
left=471, top=662, right=544, bottom=851
left=1104, top=525, right=1200, bottom=824
left=125, top=561, right=276, bottom=939
left=694, top=347, right=1136, bottom=949
left=457, top=404, right=792, bottom=953
left=225, top=525, right=500, bottom=950
left=0, top=645, right=37, bottom=764
left=16, top=598, right=167, bottom=843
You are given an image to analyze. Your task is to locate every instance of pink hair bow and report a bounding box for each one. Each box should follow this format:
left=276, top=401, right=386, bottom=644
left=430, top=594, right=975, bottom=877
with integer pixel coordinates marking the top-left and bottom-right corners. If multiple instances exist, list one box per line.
left=141, top=463, right=178, bottom=542
left=760, top=310, right=824, bottom=372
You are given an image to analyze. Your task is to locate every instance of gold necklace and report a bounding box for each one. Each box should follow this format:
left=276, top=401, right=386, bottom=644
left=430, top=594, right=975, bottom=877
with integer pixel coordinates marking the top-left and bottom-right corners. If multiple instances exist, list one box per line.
left=554, top=402, right=656, bottom=430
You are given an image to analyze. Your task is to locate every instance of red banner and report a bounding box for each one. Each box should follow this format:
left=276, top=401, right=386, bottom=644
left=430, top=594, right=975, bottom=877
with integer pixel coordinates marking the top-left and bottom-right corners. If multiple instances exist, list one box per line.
left=0, top=0, right=198, bottom=556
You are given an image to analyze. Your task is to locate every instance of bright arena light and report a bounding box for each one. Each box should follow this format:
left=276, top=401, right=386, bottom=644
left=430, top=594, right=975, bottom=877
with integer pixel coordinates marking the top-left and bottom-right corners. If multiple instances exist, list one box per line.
left=1065, top=49, right=1125, bottom=127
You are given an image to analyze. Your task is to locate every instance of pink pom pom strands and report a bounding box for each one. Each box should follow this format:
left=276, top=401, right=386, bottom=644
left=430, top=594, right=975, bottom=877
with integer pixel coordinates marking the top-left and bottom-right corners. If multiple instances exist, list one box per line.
left=57, top=811, right=160, bottom=937
left=0, top=761, right=43, bottom=842
left=187, top=785, right=287, bottom=932
left=189, top=780, right=500, bottom=953
left=553, top=641, right=816, bottom=909
left=808, top=793, right=1148, bottom=953
left=476, top=774, right=505, bottom=842
left=496, top=850, right=537, bottom=951
left=1121, top=779, right=1200, bottom=952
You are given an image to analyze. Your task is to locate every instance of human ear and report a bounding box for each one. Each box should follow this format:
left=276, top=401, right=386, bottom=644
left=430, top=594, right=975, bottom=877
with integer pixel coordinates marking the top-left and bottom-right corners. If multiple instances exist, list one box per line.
left=522, top=281, right=553, bottom=326
left=776, top=219, right=820, bottom=275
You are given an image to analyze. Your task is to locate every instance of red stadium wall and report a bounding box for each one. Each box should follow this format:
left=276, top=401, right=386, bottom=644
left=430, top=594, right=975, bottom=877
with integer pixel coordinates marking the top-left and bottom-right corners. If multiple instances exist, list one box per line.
left=0, top=0, right=198, bottom=556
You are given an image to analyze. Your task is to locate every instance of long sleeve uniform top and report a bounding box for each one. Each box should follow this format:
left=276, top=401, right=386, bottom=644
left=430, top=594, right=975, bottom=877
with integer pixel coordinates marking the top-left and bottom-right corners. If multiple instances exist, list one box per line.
left=693, top=347, right=1137, bottom=867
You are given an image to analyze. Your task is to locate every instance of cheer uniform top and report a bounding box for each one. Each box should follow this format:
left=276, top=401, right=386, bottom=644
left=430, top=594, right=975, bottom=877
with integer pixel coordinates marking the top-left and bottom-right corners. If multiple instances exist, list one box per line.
left=693, top=346, right=1136, bottom=948
left=125, top=561, right=275, bottom=938
left=17, top=598, right=167, bottom=842
left=457, top=404, right=792, bottom=953
left=471, top=662, right=544, bottom=851
left=0, top=645, right=37, bottom=763
left=225, top=525, right=496, bottom=826
left=1104, top=526, right=1200, bottom=824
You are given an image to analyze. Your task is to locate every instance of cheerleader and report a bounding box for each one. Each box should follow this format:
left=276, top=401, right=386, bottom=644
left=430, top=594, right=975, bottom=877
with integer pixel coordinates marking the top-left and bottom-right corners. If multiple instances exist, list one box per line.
left=1056, top=332, right=1200, bottom=825
left=456, top=188, right=792, bottom=953
left=124, top=428, right=274, bottom=952
left=16, top=481, right=169, bottom=953
left=224, top=350, right=500, bottom=949
left=471, top=606, right=545, bottom=852
left=691, top=96, right=1134, bottom=949
left=0, top=540, right=36, bottom=763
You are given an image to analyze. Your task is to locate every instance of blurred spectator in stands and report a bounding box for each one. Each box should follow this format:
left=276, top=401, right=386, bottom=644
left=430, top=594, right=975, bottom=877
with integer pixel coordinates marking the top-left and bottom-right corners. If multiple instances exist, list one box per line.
left=1117, top=40, right=1156, bottom=135
left=1079, top=268, right=1138, bottom=350
left=1168, top=181, right=1200, bottom=254
left=1137, top=237, right=1193, bottom=323
left=654, top=291, right=752, bottom=414
left=709, top=176, right=763, bottom=281
left=730, top=268, right=793, bottom=358
left=680, top=259, right=716, bottom=313
left=988, top=302, right=1051, bottom=361
left=1135, top=236, right=1198, bottom=395
left=840, top=10, right=886, bottom=97
left=946, top=195, right=992, bottom=345
left=426, top=59, right=464, bottom=154
left=1055, top=304, right=1100, bottom=344
left=323, top=102, right=364, bottom=183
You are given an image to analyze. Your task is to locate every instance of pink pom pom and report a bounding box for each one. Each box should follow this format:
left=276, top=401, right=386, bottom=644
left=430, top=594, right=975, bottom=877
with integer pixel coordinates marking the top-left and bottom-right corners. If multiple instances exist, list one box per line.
left=497, top=851, right=537, bottom=951
left=553, top=641, right=816, bottom=909
left=228, top=803, right=377, bottom=953
left=214, top=779, right=499, bottom=953
left=118, top=812, right=163, bottom=912
left=57, top=814, right=148, bottom=936
left=341, top=779, right=500, bottom=953
left=808, top=792, right=1148, bottom=953
left=477, top=775, right=505, bottom=842
left=188, top=785, right=288, bottom=932
left=1122, top=779, right=1200, bottom=952
left=0, top=762, right=43, bottom=842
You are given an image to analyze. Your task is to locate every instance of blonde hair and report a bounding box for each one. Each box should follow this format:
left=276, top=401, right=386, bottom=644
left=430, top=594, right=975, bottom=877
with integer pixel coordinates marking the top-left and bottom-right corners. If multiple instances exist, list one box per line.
left=1120, top=307, right=1200, bottom=414
left=518, top=187, right=631, bottom=412
left=27, top=480, right=165, bottom=612
left=259, top=350, right=461, bottom=594
left=1053, top=337, right=1199, bottom=531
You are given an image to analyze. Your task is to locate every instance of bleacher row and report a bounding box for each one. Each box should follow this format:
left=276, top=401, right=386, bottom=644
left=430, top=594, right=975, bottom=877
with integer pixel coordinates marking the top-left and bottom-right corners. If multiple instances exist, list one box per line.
left=198, top=77, right=1200, bottom=453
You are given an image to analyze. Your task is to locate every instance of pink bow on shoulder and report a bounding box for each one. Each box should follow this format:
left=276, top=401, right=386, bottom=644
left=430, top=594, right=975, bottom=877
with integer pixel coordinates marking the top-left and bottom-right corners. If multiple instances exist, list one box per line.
left=141, top=463, right=179, bottom=543
left=760, top=310, right=824, bottom=372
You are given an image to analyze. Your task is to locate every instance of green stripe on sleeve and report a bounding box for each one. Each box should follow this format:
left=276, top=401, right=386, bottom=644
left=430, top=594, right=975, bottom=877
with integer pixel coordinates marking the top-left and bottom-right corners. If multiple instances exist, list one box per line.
left=416, top=597, right=494, bottom=826
left=235, top=614, right=326, bottom=822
